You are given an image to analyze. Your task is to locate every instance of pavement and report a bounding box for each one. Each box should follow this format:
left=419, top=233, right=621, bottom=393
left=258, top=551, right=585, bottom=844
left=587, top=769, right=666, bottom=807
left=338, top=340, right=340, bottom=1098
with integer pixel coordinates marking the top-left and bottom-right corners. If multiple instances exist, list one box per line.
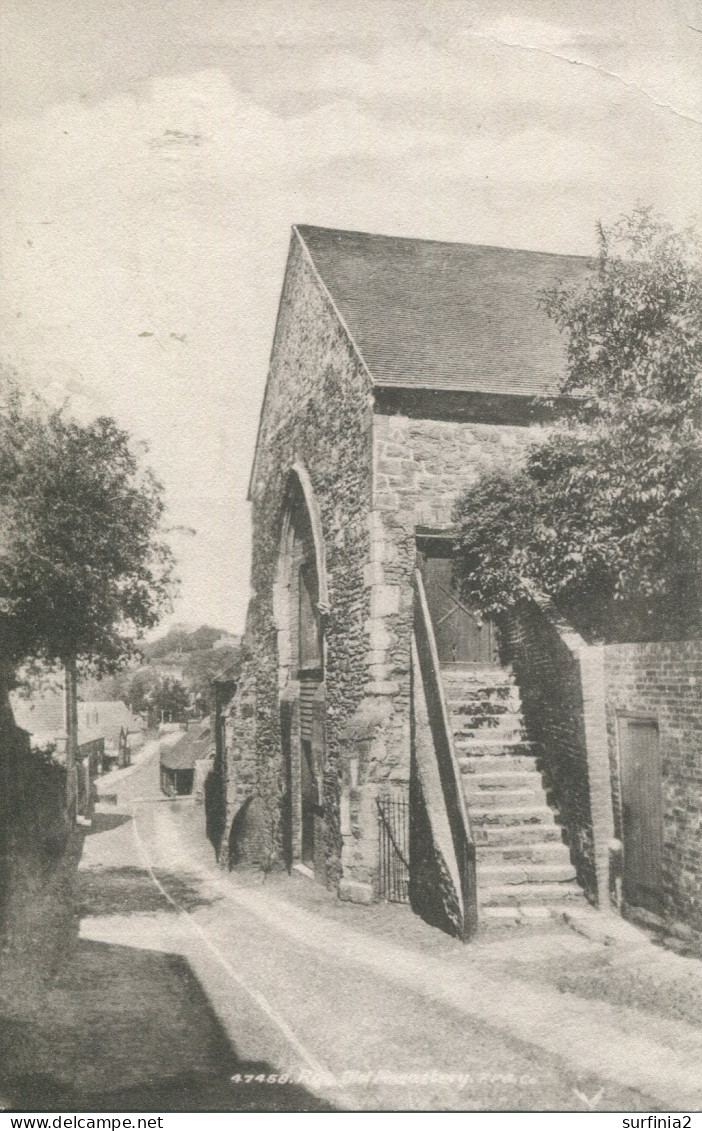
left=2, top=740, right=701, bottom=1113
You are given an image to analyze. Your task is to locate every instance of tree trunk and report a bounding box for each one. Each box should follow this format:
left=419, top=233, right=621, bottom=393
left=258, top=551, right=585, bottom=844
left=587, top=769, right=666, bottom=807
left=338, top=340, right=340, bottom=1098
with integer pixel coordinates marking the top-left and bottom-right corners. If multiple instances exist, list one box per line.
left=0, top=667, right=17, bottom=932
left=64, top=657, right=78, bottom=821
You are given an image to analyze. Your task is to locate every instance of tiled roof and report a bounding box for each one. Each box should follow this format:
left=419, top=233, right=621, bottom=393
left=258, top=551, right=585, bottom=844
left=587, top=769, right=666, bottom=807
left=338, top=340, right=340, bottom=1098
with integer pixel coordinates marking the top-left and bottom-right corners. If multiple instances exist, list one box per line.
left=160, top=720, right=211, bottom=771
left=11, top=693, right=143, bottom=747
left=78, top=701, right=145, bottom=745
left=296, top=226, right=592, bottom=397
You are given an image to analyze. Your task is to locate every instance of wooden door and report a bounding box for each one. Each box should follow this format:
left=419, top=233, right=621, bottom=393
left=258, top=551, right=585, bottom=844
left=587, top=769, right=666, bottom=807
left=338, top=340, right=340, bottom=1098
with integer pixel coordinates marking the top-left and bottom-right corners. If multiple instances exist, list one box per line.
left=619, top=717, right=664, bottom=913
left=419, top=546, right=498, bottom=665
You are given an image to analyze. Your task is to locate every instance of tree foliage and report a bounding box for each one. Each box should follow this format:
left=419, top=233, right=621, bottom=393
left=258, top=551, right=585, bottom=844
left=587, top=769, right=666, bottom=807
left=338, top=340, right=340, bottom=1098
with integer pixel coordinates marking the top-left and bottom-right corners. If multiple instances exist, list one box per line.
left=0, top=377, right=176, bottom=676
left=125, top=669, right=190, bottom=723
left=142, top=623, right=229, bottom=660
left=454, top=209, right=702, bottom=641
left=183, top=644, right=241, bottom=702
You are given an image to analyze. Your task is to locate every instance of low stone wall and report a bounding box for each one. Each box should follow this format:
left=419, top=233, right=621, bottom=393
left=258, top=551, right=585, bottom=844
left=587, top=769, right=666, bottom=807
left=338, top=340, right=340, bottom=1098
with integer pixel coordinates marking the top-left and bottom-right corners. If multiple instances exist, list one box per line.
left=603, top=640, right=702, bottom=936
left=408, top=638, right=466, bottom=938
left=408, top=761, right=462, bottom=936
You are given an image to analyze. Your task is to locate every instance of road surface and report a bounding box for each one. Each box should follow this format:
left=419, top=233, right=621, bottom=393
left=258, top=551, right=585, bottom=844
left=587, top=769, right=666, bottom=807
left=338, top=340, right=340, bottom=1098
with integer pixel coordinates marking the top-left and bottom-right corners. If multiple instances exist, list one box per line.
left=5, top=738, right=701, bottom=1112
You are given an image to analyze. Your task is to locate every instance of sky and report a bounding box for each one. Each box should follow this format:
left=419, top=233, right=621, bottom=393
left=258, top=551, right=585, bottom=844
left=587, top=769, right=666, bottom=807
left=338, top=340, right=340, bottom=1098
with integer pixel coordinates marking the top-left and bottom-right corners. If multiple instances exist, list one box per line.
left=1, top=0, right=700, bottom=634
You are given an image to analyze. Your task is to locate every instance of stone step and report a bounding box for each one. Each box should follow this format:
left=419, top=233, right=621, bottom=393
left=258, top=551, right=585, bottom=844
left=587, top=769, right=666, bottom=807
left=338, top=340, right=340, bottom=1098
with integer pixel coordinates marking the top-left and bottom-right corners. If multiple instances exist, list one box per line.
left=470, top=804, right=558, bottom=828
left=479, top=880, right=585, bottom=907
left=451, top=715, right=518, bottom=733
left=476, top=841, right=572, bottom=865
left=447, top=690, right=520, bottom=709
left=457, top=735, right=527, bottom=750
left=453, top=714, right=523, bottom=731
left=455, top=739, right=535, bottom=757
left=448, top=693, right=519, bottom=709
left=477, top=861, right=577, bottom=885
left=473, top=823, right=564, bottom=846
left=440, top=667, right=515, bottom=687
left=450, top=711, right=520, bottom=727
left=463, top=786, right=545, bottom=808
left=444, top=683, right=517, bottom=699
left=460, top=754, right=540, bottom=774
left=455, top=730, right=526, bottom=747
left=461, top=769, right=542, bottom=789
left=463, top=769, right=544, bottom=796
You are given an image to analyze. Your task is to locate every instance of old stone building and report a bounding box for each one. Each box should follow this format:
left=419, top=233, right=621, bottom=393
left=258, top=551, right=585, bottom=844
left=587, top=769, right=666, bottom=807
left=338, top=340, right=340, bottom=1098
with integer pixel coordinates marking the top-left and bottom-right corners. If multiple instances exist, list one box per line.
left=218, top=225, right=701, bottom=944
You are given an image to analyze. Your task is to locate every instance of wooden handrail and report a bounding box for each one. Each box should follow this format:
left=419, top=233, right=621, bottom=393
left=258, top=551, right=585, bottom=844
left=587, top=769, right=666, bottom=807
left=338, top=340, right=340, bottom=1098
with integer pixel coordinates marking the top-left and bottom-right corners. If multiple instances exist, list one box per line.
left=413, top=569, right=478, bottom=940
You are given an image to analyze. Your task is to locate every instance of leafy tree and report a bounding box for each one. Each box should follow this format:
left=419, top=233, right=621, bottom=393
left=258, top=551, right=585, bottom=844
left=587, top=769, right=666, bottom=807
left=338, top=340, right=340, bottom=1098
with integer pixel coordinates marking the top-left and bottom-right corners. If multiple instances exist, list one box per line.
left=0, top=377, right=176, bottom=679
left=144, top=676, right=190, bottom=725
left=141, top=625, right=192, bottom=660
left=119, top=666, right=160, bottom=715
left=106, top=667, right=189, bottom=725
left=183, top=643, right=241, bottom=703
left=454, top=209, right=702, bottom=641
left=189, top=625, right=226, bottom=653
left=143, top=623, right=229, bottom=659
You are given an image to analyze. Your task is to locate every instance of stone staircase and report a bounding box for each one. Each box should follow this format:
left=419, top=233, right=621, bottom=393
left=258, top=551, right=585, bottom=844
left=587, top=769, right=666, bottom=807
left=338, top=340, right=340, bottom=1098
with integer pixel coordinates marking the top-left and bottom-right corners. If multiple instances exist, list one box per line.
left=441, top=664, right=586, bottom=929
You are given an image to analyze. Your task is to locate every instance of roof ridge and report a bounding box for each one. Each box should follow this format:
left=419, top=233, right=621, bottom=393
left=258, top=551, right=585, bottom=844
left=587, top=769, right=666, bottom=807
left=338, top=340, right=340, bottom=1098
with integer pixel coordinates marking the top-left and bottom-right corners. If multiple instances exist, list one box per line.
left=295, top=223, right=592, bottom=263
left=292, top=225, right=375, bottom=385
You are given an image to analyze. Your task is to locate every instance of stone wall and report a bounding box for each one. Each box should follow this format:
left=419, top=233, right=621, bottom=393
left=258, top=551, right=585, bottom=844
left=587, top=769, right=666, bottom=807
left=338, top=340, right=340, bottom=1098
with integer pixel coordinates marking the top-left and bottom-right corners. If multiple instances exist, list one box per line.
left=374, top=413, right=537, bottom=532
left=223, top=229, right=376, bottom=889
left=603, top=640, right=702, bottom=936
left=367, top=411, right=539, bottom=778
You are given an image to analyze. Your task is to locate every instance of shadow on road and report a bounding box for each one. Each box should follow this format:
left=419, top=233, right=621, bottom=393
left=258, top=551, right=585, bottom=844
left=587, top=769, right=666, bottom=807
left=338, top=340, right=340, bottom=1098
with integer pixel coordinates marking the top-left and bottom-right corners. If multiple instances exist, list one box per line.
left=77, top=865, right=221, bottom=917
left=0, top=936, right=336, bottom=1113
left=85, top=812, right=132, bottom=835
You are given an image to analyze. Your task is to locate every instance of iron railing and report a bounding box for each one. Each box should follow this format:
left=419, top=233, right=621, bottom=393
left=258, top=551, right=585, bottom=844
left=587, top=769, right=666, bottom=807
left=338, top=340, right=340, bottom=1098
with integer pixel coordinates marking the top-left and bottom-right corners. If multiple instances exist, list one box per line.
left=377, top=789, right=410, bottom=903
left=413, top=569, right=478, bottom=940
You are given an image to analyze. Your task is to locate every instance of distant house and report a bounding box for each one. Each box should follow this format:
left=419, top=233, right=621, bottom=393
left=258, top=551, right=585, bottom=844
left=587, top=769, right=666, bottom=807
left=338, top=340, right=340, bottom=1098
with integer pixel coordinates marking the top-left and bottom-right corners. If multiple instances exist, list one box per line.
left=11, top=690, right=144, bottom=769
left=160, top=718, right=211, bottom=797
left=10, top=689, right=66, bottom=752
left=78, top=701, right=146, bottom=759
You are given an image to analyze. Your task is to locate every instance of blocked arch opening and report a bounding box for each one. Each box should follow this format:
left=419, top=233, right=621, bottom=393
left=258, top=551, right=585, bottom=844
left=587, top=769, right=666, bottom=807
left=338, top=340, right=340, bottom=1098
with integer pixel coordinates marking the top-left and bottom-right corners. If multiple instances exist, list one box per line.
left=275, top=463, right=328, bottom=877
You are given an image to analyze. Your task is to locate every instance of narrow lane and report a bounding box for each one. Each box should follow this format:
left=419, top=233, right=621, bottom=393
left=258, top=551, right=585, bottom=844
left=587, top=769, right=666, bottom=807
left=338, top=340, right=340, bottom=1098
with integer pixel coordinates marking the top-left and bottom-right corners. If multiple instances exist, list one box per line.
left=73, top=739, right=702, bottom=1113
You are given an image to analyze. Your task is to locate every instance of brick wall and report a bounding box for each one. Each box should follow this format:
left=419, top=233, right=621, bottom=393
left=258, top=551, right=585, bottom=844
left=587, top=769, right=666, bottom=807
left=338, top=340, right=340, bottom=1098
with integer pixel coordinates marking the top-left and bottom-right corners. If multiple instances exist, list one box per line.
left=603, top=640, right=702, bottom=934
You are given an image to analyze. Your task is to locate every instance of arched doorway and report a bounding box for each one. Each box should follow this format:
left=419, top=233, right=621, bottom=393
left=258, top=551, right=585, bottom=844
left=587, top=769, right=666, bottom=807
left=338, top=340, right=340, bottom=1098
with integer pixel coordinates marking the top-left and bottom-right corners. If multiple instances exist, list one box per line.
left=276, top=466, right=327, bottom=876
